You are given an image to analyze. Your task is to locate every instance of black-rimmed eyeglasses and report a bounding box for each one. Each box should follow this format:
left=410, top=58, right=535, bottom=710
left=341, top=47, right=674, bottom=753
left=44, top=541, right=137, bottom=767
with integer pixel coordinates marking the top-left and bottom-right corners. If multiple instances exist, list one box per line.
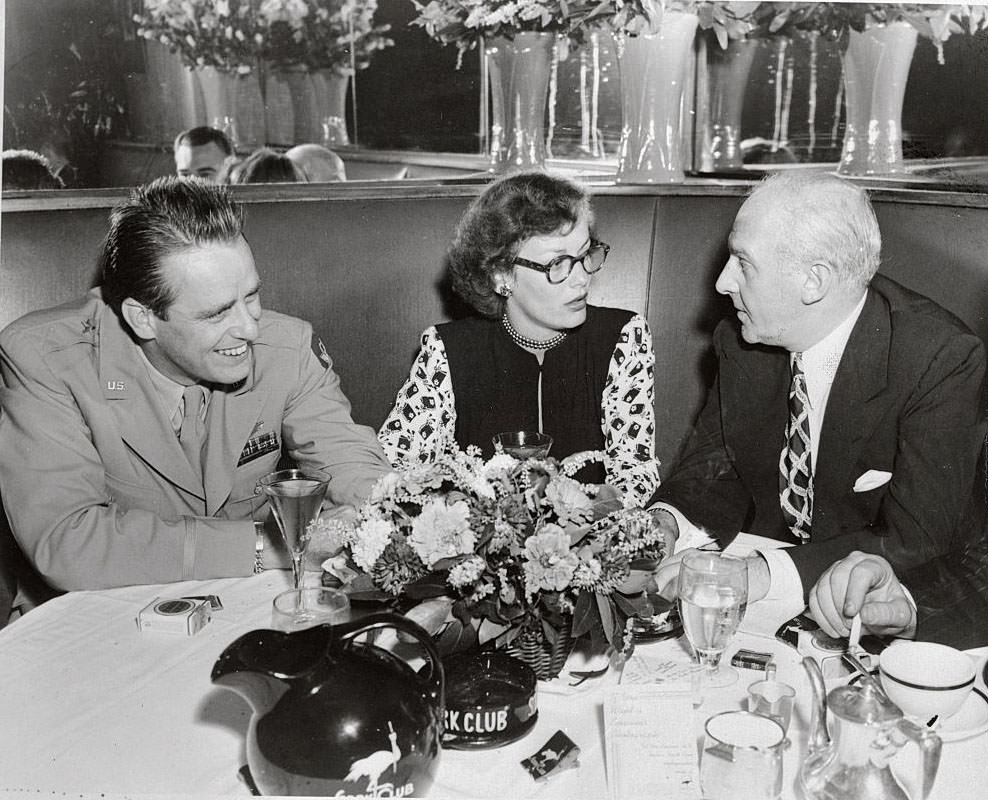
left=512, top=239, right=610, bottom=284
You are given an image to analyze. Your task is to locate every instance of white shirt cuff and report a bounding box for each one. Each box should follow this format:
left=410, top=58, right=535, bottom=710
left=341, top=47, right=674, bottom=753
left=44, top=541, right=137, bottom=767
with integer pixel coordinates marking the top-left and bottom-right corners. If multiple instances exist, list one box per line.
left=651, top=503, right=716, bottom=553
left=757, top=548, right=806, bottom=623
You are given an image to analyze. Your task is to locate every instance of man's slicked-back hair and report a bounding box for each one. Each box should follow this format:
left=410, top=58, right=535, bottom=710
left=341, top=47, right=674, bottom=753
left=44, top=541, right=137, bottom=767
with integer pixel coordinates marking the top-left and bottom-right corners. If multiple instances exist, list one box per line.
left=173, top=125, right=234, bottom=157
left=745, top=171, right=882, bottom=288
left=98, top=176, right=245, bottom=319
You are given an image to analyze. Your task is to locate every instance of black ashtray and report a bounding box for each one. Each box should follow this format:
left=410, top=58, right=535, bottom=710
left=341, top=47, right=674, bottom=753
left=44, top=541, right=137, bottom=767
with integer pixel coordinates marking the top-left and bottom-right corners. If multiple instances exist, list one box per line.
left=442, top=651, right=538, bottom=750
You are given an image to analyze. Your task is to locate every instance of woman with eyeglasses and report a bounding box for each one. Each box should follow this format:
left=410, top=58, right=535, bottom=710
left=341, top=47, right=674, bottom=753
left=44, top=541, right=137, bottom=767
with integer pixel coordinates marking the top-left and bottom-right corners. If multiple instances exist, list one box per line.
left=378, top=171, right=660, bottom=505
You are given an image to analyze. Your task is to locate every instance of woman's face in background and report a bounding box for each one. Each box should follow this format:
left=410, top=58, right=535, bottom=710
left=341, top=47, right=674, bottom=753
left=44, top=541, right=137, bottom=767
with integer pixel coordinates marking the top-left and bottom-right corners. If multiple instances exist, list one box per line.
left=504, top=212, right=593, bottom=340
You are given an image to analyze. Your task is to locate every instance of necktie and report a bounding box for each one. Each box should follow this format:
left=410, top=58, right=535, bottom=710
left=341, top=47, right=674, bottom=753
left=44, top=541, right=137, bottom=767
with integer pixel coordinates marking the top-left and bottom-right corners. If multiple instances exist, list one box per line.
left=179, top=384, right=207, bottom=480
left=779, top=353, right=813, bottom=541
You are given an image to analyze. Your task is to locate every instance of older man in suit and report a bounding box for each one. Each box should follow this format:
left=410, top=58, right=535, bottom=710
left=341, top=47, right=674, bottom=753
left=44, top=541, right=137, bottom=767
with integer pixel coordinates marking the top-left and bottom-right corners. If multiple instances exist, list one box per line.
left=0, top=177, right=390, bottom=592
left=653, top=172, right=986, bottom=615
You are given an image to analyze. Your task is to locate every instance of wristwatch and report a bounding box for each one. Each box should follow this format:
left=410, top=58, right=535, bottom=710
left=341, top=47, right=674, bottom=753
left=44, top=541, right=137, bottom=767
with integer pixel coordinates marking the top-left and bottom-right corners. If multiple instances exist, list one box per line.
left=253, top=521, right=265, bottom=574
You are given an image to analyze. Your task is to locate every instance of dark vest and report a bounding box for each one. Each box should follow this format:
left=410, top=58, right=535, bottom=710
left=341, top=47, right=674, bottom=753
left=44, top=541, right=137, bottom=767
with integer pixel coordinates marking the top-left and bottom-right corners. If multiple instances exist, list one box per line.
left=436, top=306, right=634, bottom=485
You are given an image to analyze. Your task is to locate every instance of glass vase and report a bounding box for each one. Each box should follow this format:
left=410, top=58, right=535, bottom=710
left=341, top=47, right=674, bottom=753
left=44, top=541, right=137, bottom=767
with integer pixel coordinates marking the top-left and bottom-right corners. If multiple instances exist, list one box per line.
left=615, top=12, right=698, bottom=183
left=838, top=22, right=917, bottom=176
left=196, top=66, right=242, bottom=148
left=485, top=32, right=557, bottom=173
left=700, top=34, right=758, bottom=172
left=196, top=66, right=265, bottom=150
left=272, top=65, right=319, bottom=145
left=310, top=69, right=351, bottom=148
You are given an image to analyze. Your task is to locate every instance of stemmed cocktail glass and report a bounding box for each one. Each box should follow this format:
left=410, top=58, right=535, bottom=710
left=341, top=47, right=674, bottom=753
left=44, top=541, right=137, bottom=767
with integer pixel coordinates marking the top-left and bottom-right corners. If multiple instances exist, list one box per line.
left=257, top=468, right=332, bottom=596
left=678, top=551, right=748, bottom=688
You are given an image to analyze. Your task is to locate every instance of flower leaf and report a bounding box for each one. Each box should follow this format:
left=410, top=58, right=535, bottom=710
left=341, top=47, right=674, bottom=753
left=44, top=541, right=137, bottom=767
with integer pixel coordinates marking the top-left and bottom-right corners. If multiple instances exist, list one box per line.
left=571, top=590, right=597, bottom=638
left=435, top=618, right=479, bottom=656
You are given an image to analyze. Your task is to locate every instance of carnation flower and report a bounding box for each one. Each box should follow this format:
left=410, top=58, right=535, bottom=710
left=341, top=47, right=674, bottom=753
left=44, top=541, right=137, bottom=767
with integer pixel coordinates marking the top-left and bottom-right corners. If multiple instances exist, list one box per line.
left=523, top=525, right=579, bottom=595
left=408, top=498, right=474, bottom=567
left=373, top=540, right=427, bottom=595
left=545, top=476, right=594, bottom=526
left=347, top=516, right=393, bottom=572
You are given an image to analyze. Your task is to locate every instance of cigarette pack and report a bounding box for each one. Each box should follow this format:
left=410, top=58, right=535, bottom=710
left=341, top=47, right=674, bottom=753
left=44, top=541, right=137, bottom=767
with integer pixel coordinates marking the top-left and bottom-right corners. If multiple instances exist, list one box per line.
left=137, top=596, right=212, bottom=636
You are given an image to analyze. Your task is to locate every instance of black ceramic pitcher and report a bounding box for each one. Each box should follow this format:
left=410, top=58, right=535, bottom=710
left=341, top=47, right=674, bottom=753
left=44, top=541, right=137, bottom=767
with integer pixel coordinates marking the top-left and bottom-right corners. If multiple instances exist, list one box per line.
left=211, top=612, right=444, bottom=797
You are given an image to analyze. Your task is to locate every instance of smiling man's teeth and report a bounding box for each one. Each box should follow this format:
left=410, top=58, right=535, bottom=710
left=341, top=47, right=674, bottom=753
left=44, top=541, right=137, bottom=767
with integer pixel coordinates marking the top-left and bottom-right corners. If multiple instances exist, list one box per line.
left=218, top=344, right=248, bottom=357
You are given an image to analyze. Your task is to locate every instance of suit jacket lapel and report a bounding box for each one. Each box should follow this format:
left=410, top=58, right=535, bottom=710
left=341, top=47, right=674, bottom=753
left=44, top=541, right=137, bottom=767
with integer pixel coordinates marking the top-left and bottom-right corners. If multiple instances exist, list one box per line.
left=203, top=380, right=264, bottom=515
left=816, top=287, right=892, bottom=504
left=98, top=306, right=205, bottom=498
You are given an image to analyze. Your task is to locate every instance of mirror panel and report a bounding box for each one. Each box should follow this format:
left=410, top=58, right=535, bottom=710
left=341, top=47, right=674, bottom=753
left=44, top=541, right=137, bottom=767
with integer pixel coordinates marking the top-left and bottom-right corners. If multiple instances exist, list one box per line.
left=4, top=1, right=988, bottom=193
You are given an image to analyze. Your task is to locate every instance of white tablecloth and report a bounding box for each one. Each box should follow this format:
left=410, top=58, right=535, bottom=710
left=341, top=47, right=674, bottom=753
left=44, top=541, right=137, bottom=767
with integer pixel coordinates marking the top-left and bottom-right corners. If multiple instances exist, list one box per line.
left=0, top=536, right=984, bottom=799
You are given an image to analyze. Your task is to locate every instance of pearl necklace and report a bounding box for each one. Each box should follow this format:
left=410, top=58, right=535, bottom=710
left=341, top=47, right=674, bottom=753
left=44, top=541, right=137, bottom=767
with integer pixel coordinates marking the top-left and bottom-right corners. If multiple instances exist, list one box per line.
left=501, top=314, right=568, bottom=351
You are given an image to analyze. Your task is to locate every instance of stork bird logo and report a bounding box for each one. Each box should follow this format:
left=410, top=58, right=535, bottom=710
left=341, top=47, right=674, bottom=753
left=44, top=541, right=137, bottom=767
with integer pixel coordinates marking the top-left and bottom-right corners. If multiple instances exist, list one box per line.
left=343, top=721, right=403, bottom=793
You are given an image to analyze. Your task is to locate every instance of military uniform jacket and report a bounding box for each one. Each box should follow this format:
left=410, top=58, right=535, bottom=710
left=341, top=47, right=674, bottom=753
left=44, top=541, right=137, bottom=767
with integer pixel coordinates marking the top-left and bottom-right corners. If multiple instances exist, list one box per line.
left=0, top=289, right=389, bottom=591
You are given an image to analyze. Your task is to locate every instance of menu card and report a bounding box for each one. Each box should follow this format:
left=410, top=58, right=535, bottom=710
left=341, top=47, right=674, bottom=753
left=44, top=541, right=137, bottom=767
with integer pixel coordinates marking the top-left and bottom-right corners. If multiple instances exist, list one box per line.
left=604, top=683, right=701, bottom=800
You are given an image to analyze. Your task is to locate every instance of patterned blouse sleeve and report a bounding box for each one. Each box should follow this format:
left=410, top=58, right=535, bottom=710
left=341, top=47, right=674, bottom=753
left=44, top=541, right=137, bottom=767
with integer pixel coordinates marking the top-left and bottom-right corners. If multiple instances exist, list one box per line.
left=377, top=326, right=458, bottom=468
left=601, top=314, right=661, bottom=507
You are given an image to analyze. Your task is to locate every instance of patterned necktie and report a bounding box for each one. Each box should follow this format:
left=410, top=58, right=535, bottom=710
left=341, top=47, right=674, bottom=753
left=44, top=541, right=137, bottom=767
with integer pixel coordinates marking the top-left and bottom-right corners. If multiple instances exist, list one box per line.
left=779, top=353, right=813, bottom=541
left=179, top=384, right=207, bottom=480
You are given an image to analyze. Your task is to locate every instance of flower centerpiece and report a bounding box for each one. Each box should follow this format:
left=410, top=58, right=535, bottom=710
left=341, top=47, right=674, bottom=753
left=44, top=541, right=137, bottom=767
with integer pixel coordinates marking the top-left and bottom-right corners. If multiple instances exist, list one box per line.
left=318, top=447, right=666, bottom=676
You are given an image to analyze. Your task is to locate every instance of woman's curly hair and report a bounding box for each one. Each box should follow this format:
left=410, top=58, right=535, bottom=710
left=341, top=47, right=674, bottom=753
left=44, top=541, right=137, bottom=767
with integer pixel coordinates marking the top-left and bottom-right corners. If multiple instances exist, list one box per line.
left=448, top=171, right=593, bottom=318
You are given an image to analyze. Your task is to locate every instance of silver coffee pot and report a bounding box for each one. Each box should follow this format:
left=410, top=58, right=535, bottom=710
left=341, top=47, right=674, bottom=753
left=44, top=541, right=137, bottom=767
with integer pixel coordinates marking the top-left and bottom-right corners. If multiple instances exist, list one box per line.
left=799, top=655, right=942, bottom=800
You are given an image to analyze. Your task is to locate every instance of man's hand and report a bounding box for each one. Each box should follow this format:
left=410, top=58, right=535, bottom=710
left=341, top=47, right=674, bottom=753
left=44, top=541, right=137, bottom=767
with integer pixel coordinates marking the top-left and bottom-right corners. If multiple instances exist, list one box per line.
left=649, top=508, right=680, bottom=558
left=808, top=551, right=916, bottom=639
left=652, top=549, right=771, bottom=603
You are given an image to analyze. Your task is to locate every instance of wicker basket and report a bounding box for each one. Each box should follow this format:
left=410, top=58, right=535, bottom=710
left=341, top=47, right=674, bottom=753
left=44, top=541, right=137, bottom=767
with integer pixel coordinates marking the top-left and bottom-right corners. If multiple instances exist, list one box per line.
left=504, top=626, right=574, bottom=680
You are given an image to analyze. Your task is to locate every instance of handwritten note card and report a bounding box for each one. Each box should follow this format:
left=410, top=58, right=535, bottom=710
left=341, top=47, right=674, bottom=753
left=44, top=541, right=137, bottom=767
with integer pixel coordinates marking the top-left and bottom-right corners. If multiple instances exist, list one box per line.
left=620, top=655, right=699, bottom=686
left=604, top=684, right=700, bottom=800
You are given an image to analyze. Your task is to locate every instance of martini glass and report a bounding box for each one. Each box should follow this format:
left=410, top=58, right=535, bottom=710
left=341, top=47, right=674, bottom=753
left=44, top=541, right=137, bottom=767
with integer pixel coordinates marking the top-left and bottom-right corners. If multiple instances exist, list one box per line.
left=257, top=468, right=332, bottom=594
left=492, top=431, right=553, bottom=460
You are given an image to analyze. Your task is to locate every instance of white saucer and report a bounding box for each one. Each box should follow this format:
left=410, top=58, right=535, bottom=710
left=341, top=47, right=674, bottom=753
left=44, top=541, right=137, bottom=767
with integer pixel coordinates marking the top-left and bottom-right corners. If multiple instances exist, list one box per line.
left=933, top=687, right=988, bottom=743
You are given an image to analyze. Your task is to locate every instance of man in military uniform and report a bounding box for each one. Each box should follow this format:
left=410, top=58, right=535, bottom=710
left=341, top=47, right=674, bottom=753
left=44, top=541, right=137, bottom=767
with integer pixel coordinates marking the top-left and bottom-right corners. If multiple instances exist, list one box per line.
left=0, top=177, right=390, bottom=591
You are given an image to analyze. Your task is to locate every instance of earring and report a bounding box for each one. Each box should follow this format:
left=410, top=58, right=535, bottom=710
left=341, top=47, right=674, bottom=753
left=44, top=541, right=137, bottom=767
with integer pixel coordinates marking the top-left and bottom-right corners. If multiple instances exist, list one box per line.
left=498, top=284, right=513, bottom=297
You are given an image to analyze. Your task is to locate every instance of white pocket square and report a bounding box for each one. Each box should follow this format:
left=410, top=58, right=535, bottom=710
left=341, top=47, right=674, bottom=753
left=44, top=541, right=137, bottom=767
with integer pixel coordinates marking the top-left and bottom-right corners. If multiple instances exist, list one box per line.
left=853, top=470, right=893, bottom=493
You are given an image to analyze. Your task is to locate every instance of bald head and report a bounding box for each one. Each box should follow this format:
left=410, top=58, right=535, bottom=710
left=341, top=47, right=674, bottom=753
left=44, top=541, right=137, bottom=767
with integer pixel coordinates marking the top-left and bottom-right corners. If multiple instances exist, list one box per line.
left=743, top=172, right=882, bottom=288
left=285, top=145, right=347, bottom=183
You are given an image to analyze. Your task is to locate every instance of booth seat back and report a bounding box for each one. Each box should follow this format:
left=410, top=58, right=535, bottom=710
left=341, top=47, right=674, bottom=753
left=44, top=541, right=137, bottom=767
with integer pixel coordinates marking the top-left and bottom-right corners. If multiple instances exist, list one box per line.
left=3, top=189, right=988, bottom=480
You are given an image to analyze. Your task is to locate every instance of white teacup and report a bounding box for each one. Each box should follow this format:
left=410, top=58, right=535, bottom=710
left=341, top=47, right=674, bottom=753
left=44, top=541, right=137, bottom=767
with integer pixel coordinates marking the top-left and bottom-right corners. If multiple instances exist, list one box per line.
left=879, top=641, right=976, bottom=723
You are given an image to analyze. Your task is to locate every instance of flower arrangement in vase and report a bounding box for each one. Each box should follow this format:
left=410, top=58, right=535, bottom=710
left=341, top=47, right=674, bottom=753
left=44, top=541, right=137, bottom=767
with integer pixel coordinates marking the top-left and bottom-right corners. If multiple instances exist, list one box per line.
left=258, top=0, right=394, bottom=145
left=410, top=0, right=578, bottom=68
left=259, top=0, right=394, bottom=75
left=317, top=446, right=667, bottom=676
left=745, top=3, right=988, bottom=174
left=133, top=0, right=264, bottom=74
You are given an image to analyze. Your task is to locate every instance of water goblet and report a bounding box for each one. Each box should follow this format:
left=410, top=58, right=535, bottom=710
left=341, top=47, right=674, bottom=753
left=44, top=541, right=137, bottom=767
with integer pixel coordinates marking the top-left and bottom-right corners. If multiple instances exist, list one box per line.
left=257, top=468, right=332, bottom=593
left=678, top=551, right=748, bottom=688
left=492, top=431, right=553, bottom=460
